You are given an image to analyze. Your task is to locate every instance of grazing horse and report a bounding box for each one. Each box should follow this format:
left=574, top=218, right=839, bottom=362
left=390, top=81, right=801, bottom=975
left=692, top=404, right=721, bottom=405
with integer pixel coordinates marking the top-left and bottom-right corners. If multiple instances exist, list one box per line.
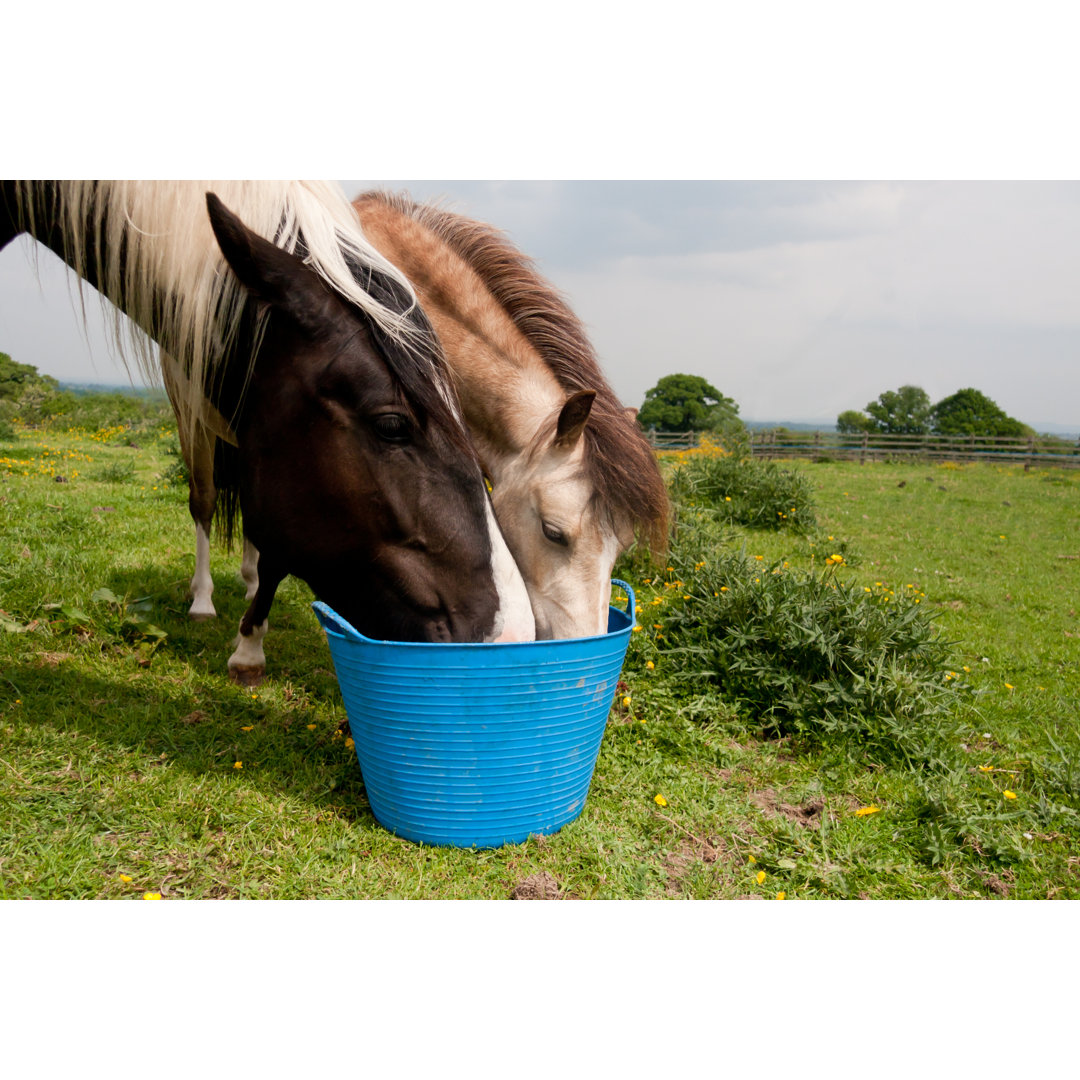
left=353, top=191, right=669, bottom=638
left=0, top=181, right=534, bottom=684
left=162, top=189, right=669, bottom=641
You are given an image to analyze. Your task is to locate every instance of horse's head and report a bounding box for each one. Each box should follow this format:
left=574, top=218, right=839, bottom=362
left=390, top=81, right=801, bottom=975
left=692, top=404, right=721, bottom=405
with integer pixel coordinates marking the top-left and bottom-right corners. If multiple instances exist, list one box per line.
left=205, top=194, right=534, bottom=644
left=490, top=389, right=636, bottom=640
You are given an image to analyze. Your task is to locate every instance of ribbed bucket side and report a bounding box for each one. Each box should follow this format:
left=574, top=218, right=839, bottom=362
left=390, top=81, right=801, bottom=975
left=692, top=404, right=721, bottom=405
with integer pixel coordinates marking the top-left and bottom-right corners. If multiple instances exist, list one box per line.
left=315, top=589, right=634, bottom=848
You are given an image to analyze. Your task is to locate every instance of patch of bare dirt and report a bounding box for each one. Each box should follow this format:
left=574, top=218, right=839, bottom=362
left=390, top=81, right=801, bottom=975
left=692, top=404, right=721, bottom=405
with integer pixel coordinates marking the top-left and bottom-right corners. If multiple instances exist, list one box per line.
left=751, top=789, right=828, bottom=829
left=979, top=869, right=1015, bottom=897
left=37, top=651, right=74, bottom=667
left=510, top=871, right=579, bottom=900
left=662, top=834, right=726, bottom=896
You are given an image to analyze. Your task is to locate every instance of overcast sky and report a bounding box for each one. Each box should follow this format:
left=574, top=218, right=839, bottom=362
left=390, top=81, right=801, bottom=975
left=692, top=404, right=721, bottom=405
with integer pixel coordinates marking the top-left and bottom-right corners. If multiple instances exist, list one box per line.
left=3, top=180, right=1078, bottom=432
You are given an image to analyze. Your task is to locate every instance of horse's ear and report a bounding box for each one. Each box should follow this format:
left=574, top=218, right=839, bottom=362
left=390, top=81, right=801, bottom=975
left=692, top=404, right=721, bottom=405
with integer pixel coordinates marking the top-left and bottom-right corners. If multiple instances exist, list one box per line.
left=205, top=192, right=338, bottom=334
left=554, top=389, right=596, bottom=449
left=624, top=406, right=639, bottom=422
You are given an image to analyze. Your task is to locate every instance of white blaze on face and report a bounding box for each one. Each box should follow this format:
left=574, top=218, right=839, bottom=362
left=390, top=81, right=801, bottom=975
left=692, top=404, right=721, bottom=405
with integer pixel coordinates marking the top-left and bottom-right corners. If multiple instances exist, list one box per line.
left=484, top=498, right=536, bottom=643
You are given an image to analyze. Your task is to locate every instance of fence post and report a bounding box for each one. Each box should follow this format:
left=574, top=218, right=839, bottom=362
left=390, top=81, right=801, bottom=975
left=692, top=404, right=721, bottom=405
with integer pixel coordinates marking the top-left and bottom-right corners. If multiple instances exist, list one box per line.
left=860, top=431, right=868, bottom=465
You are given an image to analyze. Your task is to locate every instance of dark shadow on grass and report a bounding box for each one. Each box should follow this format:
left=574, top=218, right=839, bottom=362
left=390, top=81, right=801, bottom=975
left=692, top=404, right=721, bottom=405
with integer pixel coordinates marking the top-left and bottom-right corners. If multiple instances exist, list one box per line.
left=6, top=613, right=377, bottom=828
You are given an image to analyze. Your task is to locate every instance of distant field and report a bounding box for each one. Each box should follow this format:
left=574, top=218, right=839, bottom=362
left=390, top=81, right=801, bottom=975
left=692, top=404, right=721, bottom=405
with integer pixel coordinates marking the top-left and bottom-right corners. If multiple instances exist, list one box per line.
left=2, top=416, right=1078, bottom=899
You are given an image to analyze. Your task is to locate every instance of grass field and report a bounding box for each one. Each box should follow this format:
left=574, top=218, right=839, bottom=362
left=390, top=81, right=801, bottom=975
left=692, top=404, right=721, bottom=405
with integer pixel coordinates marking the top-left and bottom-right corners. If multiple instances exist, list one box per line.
left=2, top=415, right=1078, bottom=899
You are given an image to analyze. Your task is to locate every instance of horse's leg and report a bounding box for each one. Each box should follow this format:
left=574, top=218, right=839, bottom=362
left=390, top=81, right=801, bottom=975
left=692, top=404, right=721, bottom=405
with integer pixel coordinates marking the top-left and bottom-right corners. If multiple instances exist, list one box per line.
left=227, top=560, right=283, bottom=687
left=186, top=425, right=219, bottom=620
left=239, top=536, right=260, bottom=601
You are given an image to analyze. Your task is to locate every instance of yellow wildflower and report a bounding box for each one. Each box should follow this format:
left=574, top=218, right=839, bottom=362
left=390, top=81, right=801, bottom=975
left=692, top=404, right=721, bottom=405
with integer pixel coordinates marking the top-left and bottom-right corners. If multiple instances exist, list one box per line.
left=776, top=892, right=786, bottom=901
left=632, top=625, right=643, bottom=633
left=306, top=723, right=317, bottom=730
left=241, top=725, right=253, bottom=732
left=654, top=794, right=667, bottom=807
left=119, top=874, right=132, bottom=883
left=1004, top=790, right=1017, bottom=800
left=1005, top=683, right=1014, bottom=690
left=747, top=854, right=757, bottom=865
left=646, top=661, right=655, bottom=670
left=622, top=696, right=632, bottom=708
left=855, top=805, right=880, bottom=817
left=978, top=765, right=994, bottom=773
left=143, top=892, right=162, bottom=900
left=233, top=761, right=243, bottom=769
left=755, top=870, right=766, bottom=885
left=344, top=738, right=355, bottom=750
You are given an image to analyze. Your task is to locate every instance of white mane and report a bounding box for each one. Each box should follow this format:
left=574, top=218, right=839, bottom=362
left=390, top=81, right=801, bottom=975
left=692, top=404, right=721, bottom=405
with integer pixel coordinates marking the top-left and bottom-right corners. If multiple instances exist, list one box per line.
left=13, top=180, right=424, bottom=438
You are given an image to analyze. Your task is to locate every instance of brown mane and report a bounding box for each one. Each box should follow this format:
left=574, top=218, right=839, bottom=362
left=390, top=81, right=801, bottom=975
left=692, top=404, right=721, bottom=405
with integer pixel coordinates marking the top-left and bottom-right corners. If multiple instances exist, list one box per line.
left=355, top=190, right=670, bottom=556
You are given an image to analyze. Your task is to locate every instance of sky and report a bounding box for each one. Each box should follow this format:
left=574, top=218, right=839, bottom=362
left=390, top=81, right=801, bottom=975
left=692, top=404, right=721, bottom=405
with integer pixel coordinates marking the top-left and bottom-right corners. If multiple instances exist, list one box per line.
left=3, top=180, right=1079, bottom=433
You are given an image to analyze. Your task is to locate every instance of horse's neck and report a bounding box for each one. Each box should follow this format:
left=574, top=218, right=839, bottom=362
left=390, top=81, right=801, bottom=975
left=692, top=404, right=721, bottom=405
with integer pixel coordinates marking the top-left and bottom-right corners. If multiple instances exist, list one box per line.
left=357, top=205, right=563, bottom=462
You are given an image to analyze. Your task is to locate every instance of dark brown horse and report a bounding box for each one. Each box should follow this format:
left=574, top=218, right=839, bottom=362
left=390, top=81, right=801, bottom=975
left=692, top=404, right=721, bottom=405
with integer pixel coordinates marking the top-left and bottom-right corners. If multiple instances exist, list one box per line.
left=1, top=181, right=534, bottom=683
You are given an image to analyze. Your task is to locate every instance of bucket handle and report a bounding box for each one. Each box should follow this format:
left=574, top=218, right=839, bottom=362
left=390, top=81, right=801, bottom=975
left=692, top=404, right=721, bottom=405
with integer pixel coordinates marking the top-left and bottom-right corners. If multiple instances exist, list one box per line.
left=611, top=578, right=636, bottom=624
left=312, top=600, right=370, bottom=642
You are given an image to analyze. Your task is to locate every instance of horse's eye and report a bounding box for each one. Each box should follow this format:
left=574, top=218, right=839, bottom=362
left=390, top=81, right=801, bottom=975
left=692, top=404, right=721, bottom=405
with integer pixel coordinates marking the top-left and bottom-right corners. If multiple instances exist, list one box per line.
left=542, top=521, right=569, bottom=547
left=373, top=413, right=410, bottom=443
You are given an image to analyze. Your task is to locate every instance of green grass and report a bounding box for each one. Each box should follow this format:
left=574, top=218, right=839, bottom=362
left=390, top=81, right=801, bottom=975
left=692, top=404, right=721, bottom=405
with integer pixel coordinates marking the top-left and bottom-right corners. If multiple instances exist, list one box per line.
left=2, top=420, right=1079, bottom=899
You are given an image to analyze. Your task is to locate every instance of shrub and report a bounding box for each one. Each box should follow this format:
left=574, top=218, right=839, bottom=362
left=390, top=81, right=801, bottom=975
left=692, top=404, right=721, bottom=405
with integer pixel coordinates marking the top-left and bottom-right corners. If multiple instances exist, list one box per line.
left=632, top=522, right=964, bottom=764
left=160, top=435, right=190, bottom=485
left=667, top=448, right=817, bottom=532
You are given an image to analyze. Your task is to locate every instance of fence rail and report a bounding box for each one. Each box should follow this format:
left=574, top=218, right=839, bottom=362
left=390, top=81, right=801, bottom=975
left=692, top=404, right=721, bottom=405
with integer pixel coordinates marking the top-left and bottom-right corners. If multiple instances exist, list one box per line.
left=644, top=429, right=1080, bottom=468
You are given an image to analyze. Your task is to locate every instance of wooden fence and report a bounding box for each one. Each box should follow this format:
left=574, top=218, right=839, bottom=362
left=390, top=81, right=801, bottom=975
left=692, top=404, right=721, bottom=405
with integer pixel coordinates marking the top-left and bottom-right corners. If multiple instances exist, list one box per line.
left=644, top=429, right=1080, bottom=468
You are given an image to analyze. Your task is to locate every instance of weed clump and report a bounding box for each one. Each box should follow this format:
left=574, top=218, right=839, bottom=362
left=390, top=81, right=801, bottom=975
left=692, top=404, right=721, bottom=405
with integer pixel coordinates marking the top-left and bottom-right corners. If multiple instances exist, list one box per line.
left=633, top=523, right=963, bottom=764
left=668, top=449, right=817, bottom=531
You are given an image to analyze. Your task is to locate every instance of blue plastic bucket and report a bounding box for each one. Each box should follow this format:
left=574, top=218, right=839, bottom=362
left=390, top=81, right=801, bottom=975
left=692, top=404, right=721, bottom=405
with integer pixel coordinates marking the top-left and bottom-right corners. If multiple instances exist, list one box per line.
left=312, top=580, right=635, bottom=848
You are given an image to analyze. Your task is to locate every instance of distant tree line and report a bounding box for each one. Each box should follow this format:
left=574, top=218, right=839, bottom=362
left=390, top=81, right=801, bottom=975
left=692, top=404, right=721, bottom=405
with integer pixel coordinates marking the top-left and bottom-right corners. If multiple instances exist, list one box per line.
left=633, top=373, right=1045, bottom=441
left=837, top=385, right=1032, bottom=438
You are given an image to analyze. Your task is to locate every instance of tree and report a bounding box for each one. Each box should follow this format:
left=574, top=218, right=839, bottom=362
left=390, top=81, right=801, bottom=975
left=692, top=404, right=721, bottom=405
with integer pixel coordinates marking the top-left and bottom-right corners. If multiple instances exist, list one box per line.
left=0, top=353, right=58, bottom=401
left=864, top=385, right=931, bottom=434
left=930, top=388, right=1030, bottom=438
left=836, top=409, right=874, bottom=434
left=638, top=374, right=740, bottom=433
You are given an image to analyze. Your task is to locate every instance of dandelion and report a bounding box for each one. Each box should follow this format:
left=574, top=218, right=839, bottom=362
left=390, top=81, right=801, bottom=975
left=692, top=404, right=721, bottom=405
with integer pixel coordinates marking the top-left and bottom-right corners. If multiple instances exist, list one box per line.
left=119, top=874, right=132, bottom=883
left=1005, top=683, right=1015, bottom=690
left=344, top=738, right=355, bottom=750
left=306, top=723, right=317, bottom=730
left=1004, top=790, right=1017, bottom=800
left=654, top=794, right=667, bottom=807
left=776, top=892, right=786, bottom=901
left=241, top=725, right=253, bottom=732
left=725, top=496, right=731, bottom=502
left=855, top=805, right=880, bottom=817
left=978, top=765, right=994, bottom=773
left=622, top=696, right=632, bottom=708
left=233, top=761, right=243, bottom=769
left=632, top=625, right=643, bottom=633
left=646, top=661, right=655, bottom=670
left=747, top=854, right=757, bottom=865
left=755, top=870, right=766, bottom=885
left=720, top=586, right=728, bottom=592
left=143, top=892, right=161, bottom=900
